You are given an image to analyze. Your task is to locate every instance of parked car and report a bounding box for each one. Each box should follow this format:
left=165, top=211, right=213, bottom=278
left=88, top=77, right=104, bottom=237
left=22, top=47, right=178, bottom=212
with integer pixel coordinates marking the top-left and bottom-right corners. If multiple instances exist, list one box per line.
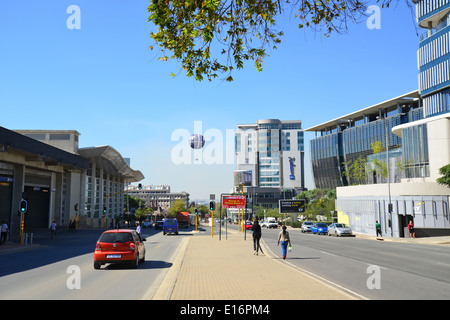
left=301, top=221, right=314, bottom=233
left=328, top=223, right=353, bottom=236
left=94, top=229, right=146, bottom=269
left=163, top=218, right=178, bottom=235
left=311, top=223, right=328, bottom=235
left=244, top=220, right=253, bottom=230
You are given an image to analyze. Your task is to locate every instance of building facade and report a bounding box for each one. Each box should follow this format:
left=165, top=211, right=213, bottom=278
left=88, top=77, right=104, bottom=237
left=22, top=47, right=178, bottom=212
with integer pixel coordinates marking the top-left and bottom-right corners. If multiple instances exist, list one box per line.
left=234, top=119, right=305, bottom=209
left=417, top=0, right=450, bottom=117
left=307, top=91, right=422, bottom=189
left=306, top=0, right=450, bottom=238
left=126, top=185, right=189, bottom=213
left=235, top=119, right=305, bottom=190
left=0, top=128, right=143, bottom=239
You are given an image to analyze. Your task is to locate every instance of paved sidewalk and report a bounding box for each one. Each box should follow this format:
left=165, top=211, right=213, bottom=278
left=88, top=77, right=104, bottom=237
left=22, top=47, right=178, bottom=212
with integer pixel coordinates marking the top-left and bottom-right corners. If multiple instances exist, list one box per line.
left=155, top=230, right=357, bottom=300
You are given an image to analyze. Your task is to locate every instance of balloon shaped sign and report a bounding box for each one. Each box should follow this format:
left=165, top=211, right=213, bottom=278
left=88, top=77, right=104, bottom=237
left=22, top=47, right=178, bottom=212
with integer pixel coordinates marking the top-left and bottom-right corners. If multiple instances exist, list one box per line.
left=189, top=134, right=205, bottom=149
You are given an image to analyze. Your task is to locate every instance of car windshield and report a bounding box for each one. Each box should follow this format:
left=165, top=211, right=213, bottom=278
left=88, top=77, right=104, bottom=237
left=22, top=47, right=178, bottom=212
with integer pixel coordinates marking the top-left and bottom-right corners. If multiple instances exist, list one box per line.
left=317, top=223, right=328, bottom=227
left=304, top=222, right=313, bottom=225
left=164, top=219, right=177, bottom=226
left=335, top=223, right=347, bottom=228
left=99, top=232, right=133, bottom=243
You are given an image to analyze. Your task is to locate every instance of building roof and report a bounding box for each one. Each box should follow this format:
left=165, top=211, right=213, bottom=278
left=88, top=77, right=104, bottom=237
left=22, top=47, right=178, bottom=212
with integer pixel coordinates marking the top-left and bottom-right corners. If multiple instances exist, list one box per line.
left=78, top=145, right=144, bottom=182
left=305, top=90, right=420, bottom=132
left=0, top=126, right=89, bottom=170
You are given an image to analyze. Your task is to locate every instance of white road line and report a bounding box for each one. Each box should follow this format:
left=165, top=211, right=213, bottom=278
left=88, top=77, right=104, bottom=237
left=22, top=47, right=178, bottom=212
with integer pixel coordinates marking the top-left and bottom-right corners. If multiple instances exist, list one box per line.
left=262, top=239, right=370, bottom=300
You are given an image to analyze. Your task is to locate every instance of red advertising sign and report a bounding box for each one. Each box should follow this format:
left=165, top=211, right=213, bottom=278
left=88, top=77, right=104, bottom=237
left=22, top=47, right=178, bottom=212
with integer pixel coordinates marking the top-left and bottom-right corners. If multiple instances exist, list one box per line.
left=222, top=195, right=246, bottom=209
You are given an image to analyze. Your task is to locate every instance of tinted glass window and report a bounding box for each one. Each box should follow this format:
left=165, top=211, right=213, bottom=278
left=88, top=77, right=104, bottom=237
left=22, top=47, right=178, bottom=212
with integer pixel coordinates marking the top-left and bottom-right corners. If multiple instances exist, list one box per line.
left=99, top=232, right=133, bottom=243
left=164, top=219, right=177, bottom=226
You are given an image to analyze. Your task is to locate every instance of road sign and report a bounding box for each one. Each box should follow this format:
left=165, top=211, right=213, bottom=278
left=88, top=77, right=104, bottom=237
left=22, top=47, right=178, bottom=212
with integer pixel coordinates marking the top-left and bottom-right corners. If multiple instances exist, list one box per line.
left=279, top=199, right=305, bottom=213
left=222, top=195, right=246, bottom=209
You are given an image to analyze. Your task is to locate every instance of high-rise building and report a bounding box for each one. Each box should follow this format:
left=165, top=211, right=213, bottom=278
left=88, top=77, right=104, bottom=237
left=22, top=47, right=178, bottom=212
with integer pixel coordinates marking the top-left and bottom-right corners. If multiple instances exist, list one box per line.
left=235, top=119, right=305, bottom=191
left=417, top=0, right=450, bottom=117
left=305, top=0, right=450, bottom=238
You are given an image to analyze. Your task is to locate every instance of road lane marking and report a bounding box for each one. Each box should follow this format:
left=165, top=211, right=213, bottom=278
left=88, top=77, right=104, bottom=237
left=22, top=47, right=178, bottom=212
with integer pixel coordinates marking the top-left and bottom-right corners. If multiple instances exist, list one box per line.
left=261, top=238, right=370, bottom=300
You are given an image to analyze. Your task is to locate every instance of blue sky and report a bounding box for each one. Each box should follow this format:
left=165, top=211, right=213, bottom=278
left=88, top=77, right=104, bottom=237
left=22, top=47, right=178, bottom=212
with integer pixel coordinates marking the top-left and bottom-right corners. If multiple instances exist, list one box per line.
left=0, top=0, right=420, bottom=200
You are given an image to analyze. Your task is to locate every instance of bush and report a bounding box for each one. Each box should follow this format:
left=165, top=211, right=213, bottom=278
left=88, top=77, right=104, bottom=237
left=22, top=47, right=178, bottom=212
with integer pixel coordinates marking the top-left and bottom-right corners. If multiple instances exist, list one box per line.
left=286, top=221, right=302, bottom=228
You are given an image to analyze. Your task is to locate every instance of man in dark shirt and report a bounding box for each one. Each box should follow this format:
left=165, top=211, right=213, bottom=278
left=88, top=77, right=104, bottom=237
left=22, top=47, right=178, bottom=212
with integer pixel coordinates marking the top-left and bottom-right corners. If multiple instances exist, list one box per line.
left=252, top=219, right=263, bottom=255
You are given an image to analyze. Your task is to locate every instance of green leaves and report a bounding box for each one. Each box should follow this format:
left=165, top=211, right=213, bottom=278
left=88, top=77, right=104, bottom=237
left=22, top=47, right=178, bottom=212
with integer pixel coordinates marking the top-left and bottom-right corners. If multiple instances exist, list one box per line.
left=437, top=164, right=450, bottom=188
left=148, top=0, right=372, bottom=81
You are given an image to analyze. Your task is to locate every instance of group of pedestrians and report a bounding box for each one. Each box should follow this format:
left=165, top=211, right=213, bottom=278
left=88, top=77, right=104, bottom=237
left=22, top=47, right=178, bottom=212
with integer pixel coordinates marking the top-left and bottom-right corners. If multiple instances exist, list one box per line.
left=376, top=220, right=416, bottom=238
left=251, top=218, right=292, bottom=260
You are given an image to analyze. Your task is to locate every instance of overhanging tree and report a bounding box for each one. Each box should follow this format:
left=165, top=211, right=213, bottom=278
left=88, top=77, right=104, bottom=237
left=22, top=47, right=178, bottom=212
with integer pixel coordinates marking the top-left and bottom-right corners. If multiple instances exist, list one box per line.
left=148, top=0, right=406, bottom=81
left=436, top=164, right=450, bottom=188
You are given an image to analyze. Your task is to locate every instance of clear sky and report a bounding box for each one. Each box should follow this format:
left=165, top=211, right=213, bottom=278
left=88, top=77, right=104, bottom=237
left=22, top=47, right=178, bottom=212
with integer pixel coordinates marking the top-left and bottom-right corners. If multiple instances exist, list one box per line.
left=0, top=0, right=421, bottom=201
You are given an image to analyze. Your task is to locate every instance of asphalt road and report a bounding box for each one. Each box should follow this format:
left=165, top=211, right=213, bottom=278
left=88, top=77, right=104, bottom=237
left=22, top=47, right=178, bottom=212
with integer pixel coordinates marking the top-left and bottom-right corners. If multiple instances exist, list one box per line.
left=238, top=225, right=450, bottom=300
left=0, top=228, right=186, bottom=300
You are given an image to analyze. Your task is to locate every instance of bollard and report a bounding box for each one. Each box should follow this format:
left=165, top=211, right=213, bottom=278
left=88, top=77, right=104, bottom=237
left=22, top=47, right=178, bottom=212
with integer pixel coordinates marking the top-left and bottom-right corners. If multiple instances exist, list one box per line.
left=30, top=233, right=33, bottom=245
left=24, top=233, right=28, bottom=246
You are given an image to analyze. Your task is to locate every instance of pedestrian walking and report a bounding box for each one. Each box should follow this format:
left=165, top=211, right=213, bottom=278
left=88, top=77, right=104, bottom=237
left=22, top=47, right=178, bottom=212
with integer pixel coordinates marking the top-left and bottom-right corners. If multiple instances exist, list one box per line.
left=277, top=225, right=291, bottom=260
left=50, top=221, right=57, bottom=239
left=408, top=220, right=416, bottom=238
left=136, top=223, right=141, bottom=235
left=1, top=221, right=9, bottom=245
left=251, top=218, right=263, bottom=255
left=375, top=220, right=382, bottom=238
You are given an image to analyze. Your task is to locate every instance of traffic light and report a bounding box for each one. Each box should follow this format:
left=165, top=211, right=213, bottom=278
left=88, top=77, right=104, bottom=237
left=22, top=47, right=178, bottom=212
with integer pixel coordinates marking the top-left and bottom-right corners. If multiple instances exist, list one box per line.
left=388, top=203, right=393, bottom=213
left=209, top=201, right=215, bottom=211
left=103, top=206, right=107, bottom=214
left=74, top=203, right=78, bottom=212
left=138, top=183, right=142, bottom=190
left=19, top=199, right=27, bottom=214
left=194, top=208, right=198, bottom=214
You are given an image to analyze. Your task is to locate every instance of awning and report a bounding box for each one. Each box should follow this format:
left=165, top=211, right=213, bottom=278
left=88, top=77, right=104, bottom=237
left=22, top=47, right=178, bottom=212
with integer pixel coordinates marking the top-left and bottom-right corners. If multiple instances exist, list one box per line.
left=78, top=145, right=144, bottom=182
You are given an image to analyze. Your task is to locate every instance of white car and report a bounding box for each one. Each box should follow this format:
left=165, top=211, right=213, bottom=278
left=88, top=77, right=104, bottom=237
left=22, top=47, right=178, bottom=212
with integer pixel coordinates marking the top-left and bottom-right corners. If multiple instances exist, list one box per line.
left=328, top=223, right=353, bottom=236
left=266, top=220, right=278, bottom=229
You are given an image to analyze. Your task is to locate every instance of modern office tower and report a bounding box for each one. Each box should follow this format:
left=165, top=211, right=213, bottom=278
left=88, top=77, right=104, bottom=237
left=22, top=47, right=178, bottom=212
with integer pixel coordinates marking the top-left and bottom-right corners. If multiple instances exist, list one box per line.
left=304, top=1, right=450, bottom=238
left=235, top=119, right=305, bottom=192
left=417, top=0, right=450, bottom=117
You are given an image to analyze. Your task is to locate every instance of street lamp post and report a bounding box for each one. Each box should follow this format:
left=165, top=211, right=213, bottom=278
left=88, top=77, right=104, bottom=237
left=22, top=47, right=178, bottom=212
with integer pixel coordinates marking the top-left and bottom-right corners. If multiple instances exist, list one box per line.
left=377, top=115, right=393, bottom=237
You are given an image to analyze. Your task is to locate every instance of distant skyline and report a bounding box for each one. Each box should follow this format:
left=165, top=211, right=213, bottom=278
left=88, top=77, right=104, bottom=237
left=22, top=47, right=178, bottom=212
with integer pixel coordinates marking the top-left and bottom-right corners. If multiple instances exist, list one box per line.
left=0, top=1, right=420, bottom=200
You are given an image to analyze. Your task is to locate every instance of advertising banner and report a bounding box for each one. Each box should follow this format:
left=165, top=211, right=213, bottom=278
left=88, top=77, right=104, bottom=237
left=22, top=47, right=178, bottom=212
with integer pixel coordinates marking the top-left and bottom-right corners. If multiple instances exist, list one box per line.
left=222, top=195, right=246, bottom=209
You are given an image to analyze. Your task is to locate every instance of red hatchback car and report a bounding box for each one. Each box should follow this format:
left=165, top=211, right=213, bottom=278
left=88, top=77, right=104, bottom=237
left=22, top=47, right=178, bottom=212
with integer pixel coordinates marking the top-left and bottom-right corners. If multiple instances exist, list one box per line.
left=94, top=229, right=146, bottom=269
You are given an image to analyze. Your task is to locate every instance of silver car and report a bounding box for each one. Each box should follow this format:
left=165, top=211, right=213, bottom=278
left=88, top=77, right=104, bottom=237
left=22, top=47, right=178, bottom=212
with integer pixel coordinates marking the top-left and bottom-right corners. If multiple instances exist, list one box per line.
left=301, top=221, right=314, bottom=233
left=328, top=223, right=353, bottom=236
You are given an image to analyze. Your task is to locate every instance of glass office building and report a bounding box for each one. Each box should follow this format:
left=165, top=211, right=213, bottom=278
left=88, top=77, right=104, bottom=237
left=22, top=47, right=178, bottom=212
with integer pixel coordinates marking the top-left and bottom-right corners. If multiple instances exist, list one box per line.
left=235, top=119, right=304, bottom=190
left=307, top=91, right=422, bottom=189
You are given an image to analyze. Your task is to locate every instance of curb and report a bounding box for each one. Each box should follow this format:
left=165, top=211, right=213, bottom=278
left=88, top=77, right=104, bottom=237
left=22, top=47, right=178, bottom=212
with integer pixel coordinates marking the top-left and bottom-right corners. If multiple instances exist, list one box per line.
left=149, top=236, right=190, bottom=300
